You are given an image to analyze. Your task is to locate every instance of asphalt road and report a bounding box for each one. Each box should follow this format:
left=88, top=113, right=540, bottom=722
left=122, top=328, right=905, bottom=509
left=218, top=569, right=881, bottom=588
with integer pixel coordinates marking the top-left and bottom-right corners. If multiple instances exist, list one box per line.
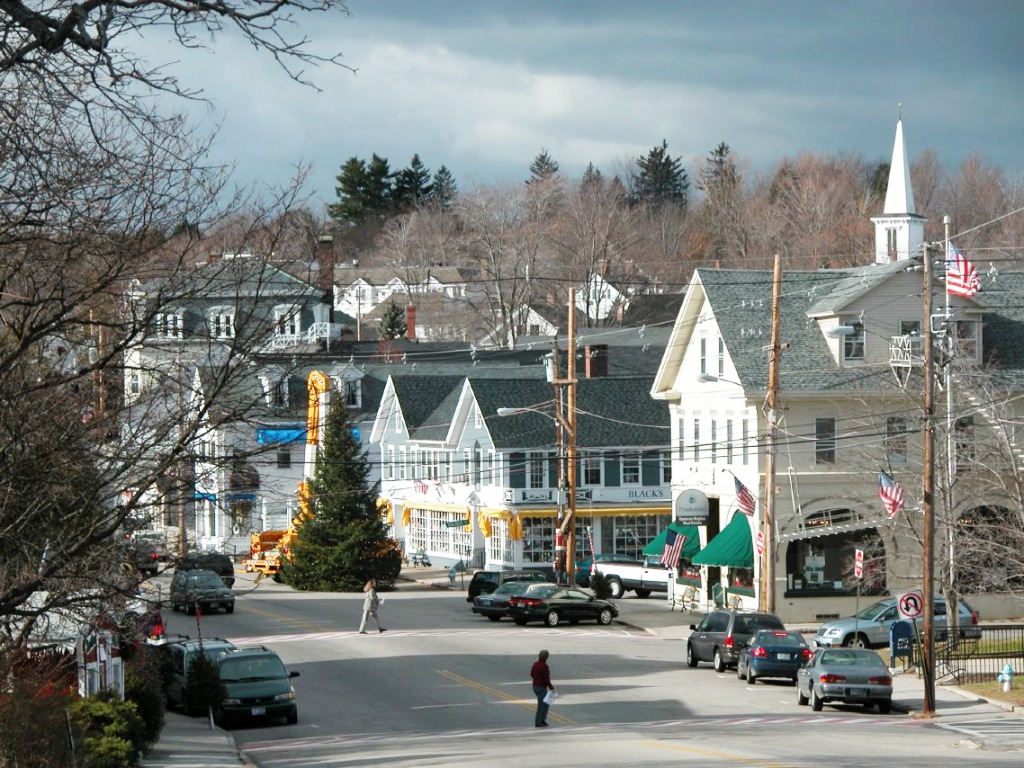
left=154, top=572, right=1024, bottom=767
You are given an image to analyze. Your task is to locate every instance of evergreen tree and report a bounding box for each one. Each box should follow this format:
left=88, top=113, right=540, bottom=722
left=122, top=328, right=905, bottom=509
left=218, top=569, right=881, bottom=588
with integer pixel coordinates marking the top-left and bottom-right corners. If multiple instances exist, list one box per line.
left=392, top=154, right=433, bottom=211
left=528, top=148, right=559, bottom=184
left=327, top=153, right=394, bottom=228
left=282, top=406, right=402, bottom=591
left=377, top=300, right=407, bottom=340
left=581, top=162, right=603, bottom=190
left=633, top=139, right=689, bottom=210
left=698, top=142, right=738, bottom=194
left=430, top=165, right=458, bottom=208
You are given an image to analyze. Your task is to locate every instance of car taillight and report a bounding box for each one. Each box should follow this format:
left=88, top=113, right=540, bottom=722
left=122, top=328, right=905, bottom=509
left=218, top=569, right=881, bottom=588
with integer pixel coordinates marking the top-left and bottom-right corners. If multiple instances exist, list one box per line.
left=149, top=553, right=159, bottom=561
left=513, top=598, right=542, bottom=607
left=868, top=675, right=892, bottom=685
left=751, top=647, right=768, bottom=658
left=724, top=636, right=734, bottom=648
left=820, top=674, right=846, bottom=683
left=800, top=648, right=813, bottom=660
left=971, top=611, right=979, bottom=625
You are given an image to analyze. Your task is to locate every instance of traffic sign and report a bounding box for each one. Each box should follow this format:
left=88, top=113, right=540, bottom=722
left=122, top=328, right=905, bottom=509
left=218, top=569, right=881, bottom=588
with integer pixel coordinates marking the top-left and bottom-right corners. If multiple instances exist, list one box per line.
left=854, top=549, right=864, bottom=579
left=444, top=519, right=470, bottom=528
left=897, top=589, right=925, bottom=620
left=755, top=531, right=764, bottom=556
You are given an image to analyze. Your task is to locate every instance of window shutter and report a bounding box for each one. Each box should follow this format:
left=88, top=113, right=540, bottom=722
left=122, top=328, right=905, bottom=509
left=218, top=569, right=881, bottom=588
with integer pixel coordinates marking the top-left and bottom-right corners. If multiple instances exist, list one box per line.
left=604, top=452, right=620, bottom=487
left=509, top=452, right=526, bottom=489
left=641, top=450, right=659, bottom=485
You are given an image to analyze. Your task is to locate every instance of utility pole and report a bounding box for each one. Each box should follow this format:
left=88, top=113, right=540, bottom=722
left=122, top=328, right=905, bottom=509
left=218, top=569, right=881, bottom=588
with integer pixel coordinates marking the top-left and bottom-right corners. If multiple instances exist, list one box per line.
left=566, top=288, right=577, bottom=587
left=921, top=243, right=937, bottom=716
left=760, top=255, right=783, bottom=614
left=942, top=215, right=959, bottom=636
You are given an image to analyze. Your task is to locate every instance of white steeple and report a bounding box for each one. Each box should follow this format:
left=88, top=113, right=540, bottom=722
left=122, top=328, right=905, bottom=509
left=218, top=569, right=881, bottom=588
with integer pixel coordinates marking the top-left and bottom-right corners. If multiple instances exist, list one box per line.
left=872, top=117, right=925, bottom=263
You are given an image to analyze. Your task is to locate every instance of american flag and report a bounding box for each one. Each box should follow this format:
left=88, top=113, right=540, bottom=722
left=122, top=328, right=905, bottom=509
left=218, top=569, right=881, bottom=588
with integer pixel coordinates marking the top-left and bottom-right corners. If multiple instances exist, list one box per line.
left=946, top=241, right=981, bottom=298
left=735, top=476, right=756, bottom=516
left=661, top=529, right=687, bottom=568
left=878, top=470, right=905, bottom=519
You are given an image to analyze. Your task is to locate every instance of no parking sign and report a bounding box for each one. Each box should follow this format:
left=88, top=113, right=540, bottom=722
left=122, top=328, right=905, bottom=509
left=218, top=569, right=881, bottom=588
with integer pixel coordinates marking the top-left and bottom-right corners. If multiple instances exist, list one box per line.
left=897, top=589, right=925, bottom=620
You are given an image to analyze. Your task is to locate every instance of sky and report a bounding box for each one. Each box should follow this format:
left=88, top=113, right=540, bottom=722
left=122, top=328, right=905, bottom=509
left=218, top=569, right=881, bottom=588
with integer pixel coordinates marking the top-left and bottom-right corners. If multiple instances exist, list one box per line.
left=151, top=1, right=1024, bottom=209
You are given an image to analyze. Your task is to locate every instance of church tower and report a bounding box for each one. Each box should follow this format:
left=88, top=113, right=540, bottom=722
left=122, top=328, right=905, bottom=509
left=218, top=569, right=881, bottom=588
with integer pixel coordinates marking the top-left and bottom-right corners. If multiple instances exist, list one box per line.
left=871, top=118, right=926, bottom=263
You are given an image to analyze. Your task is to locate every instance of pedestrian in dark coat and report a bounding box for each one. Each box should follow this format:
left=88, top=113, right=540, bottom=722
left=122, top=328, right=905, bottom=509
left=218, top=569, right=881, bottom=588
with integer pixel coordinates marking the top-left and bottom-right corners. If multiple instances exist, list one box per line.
left=530, top=649, right=555, bottom=727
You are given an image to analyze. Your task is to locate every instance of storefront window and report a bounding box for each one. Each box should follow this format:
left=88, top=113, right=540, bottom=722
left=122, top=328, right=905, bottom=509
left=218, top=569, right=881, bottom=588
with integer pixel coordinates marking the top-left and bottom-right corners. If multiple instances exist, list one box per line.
left=522, top=517, right=555, bottom=564
left=784, top=528, right=886, bottom=595
left=599, top=514, right=671, bottom=559
left=486, top=518, right=513, bottom=566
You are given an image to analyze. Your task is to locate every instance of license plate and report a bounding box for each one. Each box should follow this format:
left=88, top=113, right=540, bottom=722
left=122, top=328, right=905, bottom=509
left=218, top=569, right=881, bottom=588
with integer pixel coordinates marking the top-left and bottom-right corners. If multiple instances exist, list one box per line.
left=252, top=706, right=266, bottom=716
left=848, top=687, right=866, bottom=697
left=775, top=653, right=792, bottom=660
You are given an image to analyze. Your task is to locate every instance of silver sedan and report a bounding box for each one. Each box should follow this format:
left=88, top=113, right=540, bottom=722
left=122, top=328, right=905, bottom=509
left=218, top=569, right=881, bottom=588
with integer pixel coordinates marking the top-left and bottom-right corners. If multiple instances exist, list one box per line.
left=796, top=648, right=893, bottom=713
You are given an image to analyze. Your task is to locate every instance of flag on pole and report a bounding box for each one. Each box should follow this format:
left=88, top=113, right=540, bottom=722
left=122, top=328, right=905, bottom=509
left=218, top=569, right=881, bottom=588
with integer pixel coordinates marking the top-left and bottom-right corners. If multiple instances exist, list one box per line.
left=734, top=476, right=756, bottom=516
left=878, top=470, right=906, bottom=519
left=946, top=241, right=981, bottom=298
left=661, top=529, right=687, bottom=568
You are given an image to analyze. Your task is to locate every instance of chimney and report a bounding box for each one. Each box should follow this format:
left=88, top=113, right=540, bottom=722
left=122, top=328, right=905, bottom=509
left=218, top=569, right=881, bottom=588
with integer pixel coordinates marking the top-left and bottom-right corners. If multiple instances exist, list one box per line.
left=317, top=235, right=335, bottom=296
left=584, top=344, right=608, bottom=378
left=406, top=305, right=416, bottom=340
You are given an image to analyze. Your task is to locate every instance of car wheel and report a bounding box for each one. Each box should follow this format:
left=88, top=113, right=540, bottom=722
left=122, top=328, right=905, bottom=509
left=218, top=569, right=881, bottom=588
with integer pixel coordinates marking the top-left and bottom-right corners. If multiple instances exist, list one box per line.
left=186, top=601, right=196, bottom=616
left=686, top=644, right=698, bottom=668
left=797, top=683, right=808, bottom=706
left=810, top=688, right=824, bottom=712
left=597, top=608, right=613, bottom=625
left=877, top=699, right=892, bottom=714
left=747, top=672, right=757, bottom=685
left=545, top=610, right=560, bottom=627
left=737, top=662, right=746, bottom=680
left=635, top=589, right=651, bottom=599
left=607, top=578, right=624, bottom=599
left=225, top=603, right=235, bottom=614
left=286, top=708, right=298, bottom=725
left=487, top=615, right=501, bottom=622
left=513, top=618, right=528, bottom=626
left=843, top=634, right=868, bottom=649
left=713, top=649, right=727, bottom=673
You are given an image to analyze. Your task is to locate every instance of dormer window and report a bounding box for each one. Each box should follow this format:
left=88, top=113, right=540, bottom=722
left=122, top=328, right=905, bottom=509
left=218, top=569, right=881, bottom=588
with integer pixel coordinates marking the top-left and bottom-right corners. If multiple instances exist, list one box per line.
left=275, top=305, right=300, bottom=338
left=342, top=378, right=360, bottom=408
left=843, top=323, right=865, bottom=361
left=260, top=374, right=288, bottom=408
left=954, top=320, right=979, bottom=361
left=155, top=311, right=183, bottom=339
left=209, top=307, right=235, bottom=339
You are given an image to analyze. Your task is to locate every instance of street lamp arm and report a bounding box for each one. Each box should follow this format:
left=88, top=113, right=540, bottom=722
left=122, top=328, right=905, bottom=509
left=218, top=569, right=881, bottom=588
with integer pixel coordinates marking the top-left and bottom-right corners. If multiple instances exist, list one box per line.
left=496, top=405, right=574, bottom=436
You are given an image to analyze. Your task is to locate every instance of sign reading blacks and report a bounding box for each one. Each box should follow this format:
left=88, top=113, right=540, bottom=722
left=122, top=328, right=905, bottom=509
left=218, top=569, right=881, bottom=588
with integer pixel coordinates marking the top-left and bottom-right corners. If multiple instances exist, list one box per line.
left=675, top=489, right=710, bottom=526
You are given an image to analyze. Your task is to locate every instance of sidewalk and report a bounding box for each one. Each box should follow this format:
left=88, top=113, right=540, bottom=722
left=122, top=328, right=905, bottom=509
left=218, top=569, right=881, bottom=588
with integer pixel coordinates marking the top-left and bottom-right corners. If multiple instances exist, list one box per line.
left=140, top=565, right=1019, bottom=765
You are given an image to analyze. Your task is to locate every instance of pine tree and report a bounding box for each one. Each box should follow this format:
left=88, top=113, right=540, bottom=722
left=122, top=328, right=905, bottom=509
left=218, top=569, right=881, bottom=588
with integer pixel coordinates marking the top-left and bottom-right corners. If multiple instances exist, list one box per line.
left=327, top=153, right=395, bottom=228
left=377, top=300, right=407, bottom=340
left=430, top=165, right=458, bottom=208
left=528, top=148, right=559, bottom=184
left=633, top=139, right=689, bottom=210
left=581, top=162, right=603, bottom=190
left=392, top=154, right=433, bottom=211
left=698, top=142, right=738, bottom=194
left=282, top=406, right=402, bottom=591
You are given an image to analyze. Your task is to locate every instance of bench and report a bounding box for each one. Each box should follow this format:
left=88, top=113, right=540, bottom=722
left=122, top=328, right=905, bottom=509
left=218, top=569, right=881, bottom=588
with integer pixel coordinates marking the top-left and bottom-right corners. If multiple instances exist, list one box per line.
left=670, top=585, right=699, bottom=612
left=410, top=549, right=432, bottom=567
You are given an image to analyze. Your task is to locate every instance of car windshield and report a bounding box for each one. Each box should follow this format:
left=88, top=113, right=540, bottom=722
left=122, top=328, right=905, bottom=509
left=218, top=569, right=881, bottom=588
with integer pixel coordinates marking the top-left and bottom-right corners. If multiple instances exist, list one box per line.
left=526, top=585, right=559, bottom=598
left=494, top=582, right=530, bottom=596
left=820, top=650, right=885, bottom=667
left=220, top=656, right=287, bottom=681
left=754, top=630, right=806, bottom=646
left=187, top=573, right=224, bottom=588
left=851, top=600, right=892, bottom=620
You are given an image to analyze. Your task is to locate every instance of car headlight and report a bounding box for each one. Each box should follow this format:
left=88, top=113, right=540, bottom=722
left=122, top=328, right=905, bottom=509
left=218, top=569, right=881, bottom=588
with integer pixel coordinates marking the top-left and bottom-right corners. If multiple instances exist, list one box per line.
left=824, top=628, right=842, bottom=637
left=274, top=690, right=296, bottom=702
left=223, top=698, right=241, bottom=705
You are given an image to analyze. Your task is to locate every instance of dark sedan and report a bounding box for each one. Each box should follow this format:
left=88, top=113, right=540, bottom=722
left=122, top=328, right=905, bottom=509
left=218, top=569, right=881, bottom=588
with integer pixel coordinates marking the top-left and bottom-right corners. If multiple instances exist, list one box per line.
left=507, top=584, right=618, bottom=627
left=472, top=581, right=532, bottom=621
left=796, top=648, right=893, bottom=713
left=737, top=630, right=812, bottom=684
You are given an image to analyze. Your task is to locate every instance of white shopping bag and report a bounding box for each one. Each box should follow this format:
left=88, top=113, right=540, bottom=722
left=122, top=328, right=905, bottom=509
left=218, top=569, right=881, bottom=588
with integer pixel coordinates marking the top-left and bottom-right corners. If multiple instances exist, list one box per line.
left=543, top=690, right=558, bottom=705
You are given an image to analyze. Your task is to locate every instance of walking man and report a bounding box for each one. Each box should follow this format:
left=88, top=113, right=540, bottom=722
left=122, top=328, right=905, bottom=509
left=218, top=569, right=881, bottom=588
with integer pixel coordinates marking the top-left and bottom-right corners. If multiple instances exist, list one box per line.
left=530, top=649, right=555, bottom=727
left=359, top=578, right=387, bottom=634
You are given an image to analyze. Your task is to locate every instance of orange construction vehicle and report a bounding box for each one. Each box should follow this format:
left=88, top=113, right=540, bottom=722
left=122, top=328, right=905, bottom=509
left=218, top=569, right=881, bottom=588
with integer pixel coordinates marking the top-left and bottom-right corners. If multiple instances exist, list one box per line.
left=243, top=530, right=289, bottom=575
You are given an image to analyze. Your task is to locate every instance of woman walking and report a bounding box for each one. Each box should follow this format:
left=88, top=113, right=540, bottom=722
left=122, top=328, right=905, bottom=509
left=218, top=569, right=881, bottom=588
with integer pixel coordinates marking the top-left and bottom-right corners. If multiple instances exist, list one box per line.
left=530, top=649, right=555, bottom=727
left=359, top=578, right=387, bottom=634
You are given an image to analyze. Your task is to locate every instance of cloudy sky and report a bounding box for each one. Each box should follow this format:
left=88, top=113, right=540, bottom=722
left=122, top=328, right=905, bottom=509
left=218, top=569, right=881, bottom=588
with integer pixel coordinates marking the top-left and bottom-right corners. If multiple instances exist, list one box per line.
left=156, top=1, right=1023, bottom=208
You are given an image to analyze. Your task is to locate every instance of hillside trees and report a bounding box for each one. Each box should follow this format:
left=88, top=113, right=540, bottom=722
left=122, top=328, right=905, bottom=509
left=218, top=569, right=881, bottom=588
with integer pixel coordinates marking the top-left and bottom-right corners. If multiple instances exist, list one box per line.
left=0, top=0, right=353, bottom=648
left=283, top=404, right=401, bottom=591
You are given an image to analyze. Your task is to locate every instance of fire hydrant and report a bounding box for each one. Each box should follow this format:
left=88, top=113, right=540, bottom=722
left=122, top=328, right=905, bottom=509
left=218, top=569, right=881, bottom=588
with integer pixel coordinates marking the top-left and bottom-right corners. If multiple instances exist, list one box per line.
left=997, top=664, right=1014, bottom=692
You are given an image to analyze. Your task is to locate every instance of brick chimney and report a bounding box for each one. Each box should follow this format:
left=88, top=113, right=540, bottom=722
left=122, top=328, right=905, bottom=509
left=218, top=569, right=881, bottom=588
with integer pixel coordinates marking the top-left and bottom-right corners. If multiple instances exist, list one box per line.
left=584, top=344, right=608, bottom=378
left=406, top=305, right=416, bottom=340
left=317, top=235, right=335, bottom=297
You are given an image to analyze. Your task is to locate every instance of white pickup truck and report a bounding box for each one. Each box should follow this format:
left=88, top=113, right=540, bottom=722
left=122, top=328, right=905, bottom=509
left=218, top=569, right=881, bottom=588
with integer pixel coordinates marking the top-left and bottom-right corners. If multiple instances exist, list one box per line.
left=595, top=556, right=672, bottom=599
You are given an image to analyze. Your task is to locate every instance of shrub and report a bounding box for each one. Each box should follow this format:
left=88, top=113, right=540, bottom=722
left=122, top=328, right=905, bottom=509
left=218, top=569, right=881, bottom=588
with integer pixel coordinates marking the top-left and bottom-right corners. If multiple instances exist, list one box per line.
left=183, top=650, right=225, bottom=716
left=69, top=690, right=145, bottom=768
left=123, top=646, right=165, bottom=747
left=590, top=571, right=612, bottom=600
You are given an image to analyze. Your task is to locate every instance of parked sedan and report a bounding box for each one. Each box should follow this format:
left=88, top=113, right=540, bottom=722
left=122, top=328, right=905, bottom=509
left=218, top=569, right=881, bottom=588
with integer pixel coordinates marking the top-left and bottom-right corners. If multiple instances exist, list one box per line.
left=472, top=581, right=532, bottom=621
left=737, top=630, right=812, bottom=684
left=507, top=584, right=618, bottom=627
left=796, top=648, right=893, bottom=713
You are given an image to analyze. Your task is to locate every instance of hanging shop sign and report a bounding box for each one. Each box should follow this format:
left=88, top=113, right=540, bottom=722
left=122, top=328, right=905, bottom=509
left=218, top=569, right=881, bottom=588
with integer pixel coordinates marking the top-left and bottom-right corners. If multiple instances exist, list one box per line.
left=675, top=489, right=710, bottom=526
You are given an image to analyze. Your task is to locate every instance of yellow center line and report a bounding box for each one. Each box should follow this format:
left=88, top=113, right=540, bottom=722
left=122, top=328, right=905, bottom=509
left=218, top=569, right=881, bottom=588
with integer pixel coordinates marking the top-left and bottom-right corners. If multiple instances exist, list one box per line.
left=437, top=669, right=575, bottom=725
left=641, top=741, right=796, bottom=766
left=231, top=603, right=335, bottom=631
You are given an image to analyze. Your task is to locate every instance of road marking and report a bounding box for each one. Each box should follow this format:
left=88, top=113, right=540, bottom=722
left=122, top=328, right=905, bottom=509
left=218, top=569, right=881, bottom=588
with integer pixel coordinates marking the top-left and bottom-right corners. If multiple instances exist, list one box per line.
left=437, top=669, right=575, bottom=725
left=641, top=741, right=796, bottom=766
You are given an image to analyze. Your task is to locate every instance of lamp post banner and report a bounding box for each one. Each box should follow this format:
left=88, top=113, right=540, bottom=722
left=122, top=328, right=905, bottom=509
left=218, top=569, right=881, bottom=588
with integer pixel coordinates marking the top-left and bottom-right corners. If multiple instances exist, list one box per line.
left=675, top=489, right=709, bottom=526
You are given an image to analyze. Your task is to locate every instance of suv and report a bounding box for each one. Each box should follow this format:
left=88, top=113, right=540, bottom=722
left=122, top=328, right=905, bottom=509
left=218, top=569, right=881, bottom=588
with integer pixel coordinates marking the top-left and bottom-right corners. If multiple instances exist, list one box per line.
left=164, top=637, right=237, bottom=713
left=176, top=551, right=236, bottom=588
left=466, top=570, right=553, bottom=602
left=686, top=610, right=786, bottom=671
left=814, top=596, right=981, bottom=648
left=215, top=647, right=300, bottom=727
left=169, top=569, right=235, bottom=615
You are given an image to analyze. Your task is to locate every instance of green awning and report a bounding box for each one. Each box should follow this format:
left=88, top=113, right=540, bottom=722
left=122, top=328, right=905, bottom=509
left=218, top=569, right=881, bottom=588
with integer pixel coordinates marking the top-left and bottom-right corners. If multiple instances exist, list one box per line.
left=691, top=513, right=754, bottom=568
left=642, top=524, right=701, bottom=560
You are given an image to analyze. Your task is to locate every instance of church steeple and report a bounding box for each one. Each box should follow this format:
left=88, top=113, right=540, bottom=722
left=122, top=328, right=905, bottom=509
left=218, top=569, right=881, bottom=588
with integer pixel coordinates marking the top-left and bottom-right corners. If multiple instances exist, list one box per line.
left=872, top=117, right=926, bottom=263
